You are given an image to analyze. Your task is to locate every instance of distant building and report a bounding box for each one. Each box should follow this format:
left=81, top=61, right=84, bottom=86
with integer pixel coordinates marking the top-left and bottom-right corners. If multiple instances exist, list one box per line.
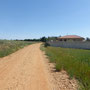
left=57, top=35, right=85, bottom=41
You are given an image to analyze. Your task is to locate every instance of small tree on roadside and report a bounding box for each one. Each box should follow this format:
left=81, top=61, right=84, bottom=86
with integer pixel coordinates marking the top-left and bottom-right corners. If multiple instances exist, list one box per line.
left=40, top=37, right=47, bottom=42
left=86, top=37, right=90, bottom=41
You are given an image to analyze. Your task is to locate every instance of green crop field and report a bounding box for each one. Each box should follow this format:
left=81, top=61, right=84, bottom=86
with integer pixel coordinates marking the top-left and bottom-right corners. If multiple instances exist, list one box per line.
left=43, top=45, right=90, bottom=90
left=0, top=40, right=34, bottom=57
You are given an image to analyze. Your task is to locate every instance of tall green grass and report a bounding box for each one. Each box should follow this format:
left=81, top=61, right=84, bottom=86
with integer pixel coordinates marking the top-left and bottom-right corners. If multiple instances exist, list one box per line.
left=0, top=40, right=34, bottom=57
left=44, top=46, right=90, bottom=90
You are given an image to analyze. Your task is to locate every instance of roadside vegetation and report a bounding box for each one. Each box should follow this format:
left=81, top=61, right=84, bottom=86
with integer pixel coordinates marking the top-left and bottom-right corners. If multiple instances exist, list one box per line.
left=41, top=44, right=90, bottom=90
left=0, top=40, right=34, bottom=57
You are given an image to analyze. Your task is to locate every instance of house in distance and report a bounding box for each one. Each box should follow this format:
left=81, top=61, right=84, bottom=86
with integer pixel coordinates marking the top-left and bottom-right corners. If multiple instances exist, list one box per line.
left=57, top=35, right=85, bottom=42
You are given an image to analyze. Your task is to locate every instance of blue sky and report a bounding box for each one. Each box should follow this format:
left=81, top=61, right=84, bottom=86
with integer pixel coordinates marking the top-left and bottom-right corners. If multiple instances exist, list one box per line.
left=0, top=0, right=90, bottom=39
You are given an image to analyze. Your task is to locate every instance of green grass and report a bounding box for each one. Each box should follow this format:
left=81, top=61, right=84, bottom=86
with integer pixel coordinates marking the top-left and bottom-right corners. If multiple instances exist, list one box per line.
left=43, top=46, right=90, bottom=90
left=0, top=40, right=34, bottom=57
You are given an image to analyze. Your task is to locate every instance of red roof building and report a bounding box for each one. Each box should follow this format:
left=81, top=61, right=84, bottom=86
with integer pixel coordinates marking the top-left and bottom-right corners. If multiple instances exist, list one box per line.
left=58, top=35, right=84, bottom=41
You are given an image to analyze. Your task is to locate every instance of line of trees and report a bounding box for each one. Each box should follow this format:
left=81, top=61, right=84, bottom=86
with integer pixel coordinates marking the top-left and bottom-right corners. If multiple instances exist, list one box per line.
left=15, top=37, right=47, bottom=42
left=15, top=36, right=58, bottom=42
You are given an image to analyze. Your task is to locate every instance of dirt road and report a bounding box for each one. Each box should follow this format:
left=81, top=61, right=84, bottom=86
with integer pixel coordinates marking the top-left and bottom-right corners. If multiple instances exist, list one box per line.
left=0, top=43, right=78, bottom=90
left=0, top=43, right=53, bottom=90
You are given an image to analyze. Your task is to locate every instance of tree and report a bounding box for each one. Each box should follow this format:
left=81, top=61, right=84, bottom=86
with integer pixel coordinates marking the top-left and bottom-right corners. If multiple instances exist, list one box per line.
left=40, top=37, right=47, bottom=42
left=86, top=37, right=90, bottom=41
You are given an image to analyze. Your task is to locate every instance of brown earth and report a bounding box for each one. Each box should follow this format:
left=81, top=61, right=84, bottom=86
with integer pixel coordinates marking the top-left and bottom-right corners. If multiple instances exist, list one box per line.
left=0, top=43, right=78, bottom=90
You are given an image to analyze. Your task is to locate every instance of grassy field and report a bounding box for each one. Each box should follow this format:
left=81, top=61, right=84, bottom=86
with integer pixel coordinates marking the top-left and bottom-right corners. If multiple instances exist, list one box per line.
left=42, top=44, right=90, bottom=90
left=0, top=40, right=34, bottom=58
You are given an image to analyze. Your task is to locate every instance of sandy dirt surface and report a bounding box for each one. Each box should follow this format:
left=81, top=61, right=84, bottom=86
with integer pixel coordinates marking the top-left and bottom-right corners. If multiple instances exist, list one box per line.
left=0, top=43, right=78, bottom=90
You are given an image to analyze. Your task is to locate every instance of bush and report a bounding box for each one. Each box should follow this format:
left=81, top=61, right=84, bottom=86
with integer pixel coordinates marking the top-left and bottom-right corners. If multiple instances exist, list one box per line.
left=44, top=42, right=50, bottom=47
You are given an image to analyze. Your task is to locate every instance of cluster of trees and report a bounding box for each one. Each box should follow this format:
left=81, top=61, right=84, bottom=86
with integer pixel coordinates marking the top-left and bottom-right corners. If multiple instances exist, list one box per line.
left=24, top=39, right=40, bottom=41
left=15, top=36, right=58, bottom=42
left=15, top=37, right=47, bottom=42
left=23, top=37, right=47, bottom=42
left=40, top=36, right=58, bottom=42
